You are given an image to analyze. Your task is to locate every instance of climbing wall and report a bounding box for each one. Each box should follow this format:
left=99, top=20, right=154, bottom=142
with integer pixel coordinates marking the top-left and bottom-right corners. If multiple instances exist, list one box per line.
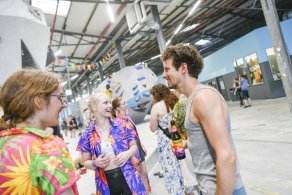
left=96, top=64, right=157, bottom=123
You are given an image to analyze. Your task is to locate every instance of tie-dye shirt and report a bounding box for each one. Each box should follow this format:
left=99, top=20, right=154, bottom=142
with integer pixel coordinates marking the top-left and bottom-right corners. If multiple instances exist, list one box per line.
left=0, top=127, right=79, bottom=195
left=77, top=118, right=146, bottom=195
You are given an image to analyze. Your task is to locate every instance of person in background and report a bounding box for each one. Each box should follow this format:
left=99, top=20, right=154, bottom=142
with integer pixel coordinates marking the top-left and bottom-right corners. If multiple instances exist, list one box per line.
left=233, top=77, right=243, bottom=107
left=149, top=84, right=184, bottom=195
left=112, top=97, right=151, bottom=193
left=172, top=90, right=198, bottom=195
left=68, top=115, right=78, bottom=138
left=240, top=75, right=252, bottom=108
left=62, top=117, right=68, bottom=136
left=0, top=69, right=78, bottom=194
left=103, top=84, right=113, bottom=98
left=78, top=92, right=146, bottom=195
left=161, top=44, right=246, bottom=195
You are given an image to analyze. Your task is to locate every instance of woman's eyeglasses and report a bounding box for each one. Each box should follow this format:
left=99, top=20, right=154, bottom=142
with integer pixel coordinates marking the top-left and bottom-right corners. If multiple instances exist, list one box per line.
left=50, top=94, right=67, bottom=104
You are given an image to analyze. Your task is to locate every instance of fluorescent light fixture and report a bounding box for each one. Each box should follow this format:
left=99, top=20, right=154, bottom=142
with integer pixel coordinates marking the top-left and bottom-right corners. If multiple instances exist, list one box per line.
left=181, top=23, right=199, bottom=33
left=174, top=24, right=183, bottom=35
left=151, top=54, right=161, bottom=60
left=188, top=0, right=201, bottom=16
left=166, top=39, right=171, bottom=46
left=105, top=0, right=115, bottom=22
left=194, top=39, right=210, bottom=45
left=54, top=49, right=62, bottom=56
left=32, top=0, right=71, bottom=17
left=70, top=75, right=78, bottom=80
left=61, top=81, right=67, bottom=86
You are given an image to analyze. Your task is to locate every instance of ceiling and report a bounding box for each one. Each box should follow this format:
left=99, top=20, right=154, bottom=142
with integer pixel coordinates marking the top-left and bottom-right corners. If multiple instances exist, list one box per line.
left=36, top=0, right=292, bottom=96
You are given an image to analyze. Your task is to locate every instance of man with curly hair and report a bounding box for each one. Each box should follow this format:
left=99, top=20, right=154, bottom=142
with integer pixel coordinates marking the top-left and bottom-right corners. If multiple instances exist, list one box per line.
left=161, top=44, right=246, bottom=195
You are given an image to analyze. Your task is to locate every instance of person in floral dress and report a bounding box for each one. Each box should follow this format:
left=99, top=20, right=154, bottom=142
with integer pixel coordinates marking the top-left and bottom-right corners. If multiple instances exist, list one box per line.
left=78, top=92, right=146, bottom=195
left=0, top=69, right=79, bottom=195
left=149, top=84, right=184, bottom=195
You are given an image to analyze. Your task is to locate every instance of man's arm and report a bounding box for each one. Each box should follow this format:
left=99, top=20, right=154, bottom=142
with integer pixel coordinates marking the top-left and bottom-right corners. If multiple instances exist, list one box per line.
left=192, top=89, right=236, bottom=194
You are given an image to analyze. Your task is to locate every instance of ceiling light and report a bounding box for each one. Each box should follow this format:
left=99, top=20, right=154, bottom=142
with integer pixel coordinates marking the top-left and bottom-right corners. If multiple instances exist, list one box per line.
left=32, top=0, right=71, bottom=17
left=181, top=23, right=199, bottom=33
left=105, top=0, right=115, bottom=22
left=70, top=75, right=78, bottom=81
left=61, top=81, right=67, bottom=86
left=151, top=54, right=161, bottom=60
left=188, top=0, right=201, bottom=16
left=54, top=49, right=62, bottom=56
left=194, top=39, right=210, bottom=45
left=166, top=39, right=171, bottom=46
left=174, top=24, right=183, bottom=35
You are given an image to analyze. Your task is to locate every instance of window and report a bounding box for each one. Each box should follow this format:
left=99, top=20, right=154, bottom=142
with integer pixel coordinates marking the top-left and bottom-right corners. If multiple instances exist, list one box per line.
left=233, top=58, right=247, bottom=76
left=266, top=48, right=281, bottom=80
left=245, top=53, right=264, bottom=85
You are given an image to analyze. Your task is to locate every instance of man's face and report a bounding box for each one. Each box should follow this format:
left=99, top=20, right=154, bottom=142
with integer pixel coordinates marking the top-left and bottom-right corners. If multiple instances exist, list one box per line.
left=162, top=58, right=182, bottom=89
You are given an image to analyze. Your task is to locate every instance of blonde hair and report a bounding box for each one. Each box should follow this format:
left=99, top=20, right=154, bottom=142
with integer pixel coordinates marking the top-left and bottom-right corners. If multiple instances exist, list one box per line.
left=0, top=69, right=60, bottom=130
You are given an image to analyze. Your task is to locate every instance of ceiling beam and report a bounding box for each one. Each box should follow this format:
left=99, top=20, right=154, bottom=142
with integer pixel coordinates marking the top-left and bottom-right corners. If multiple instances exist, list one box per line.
left=52, top=29, right=112, bottom=39
left=59, top=0, right=133, bottom=4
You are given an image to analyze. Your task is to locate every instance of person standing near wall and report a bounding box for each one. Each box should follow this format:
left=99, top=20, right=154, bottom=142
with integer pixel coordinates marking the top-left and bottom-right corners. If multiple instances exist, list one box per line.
left=240, top=75, right=252, bottom=108
left=161, top=44, right=246, bottom=195
left=233, top=77, right=243, bottom=107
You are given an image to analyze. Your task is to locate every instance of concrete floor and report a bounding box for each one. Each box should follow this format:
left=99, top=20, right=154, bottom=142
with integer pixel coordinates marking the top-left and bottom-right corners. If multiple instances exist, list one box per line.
left=65, top=97, right=292, bottom=195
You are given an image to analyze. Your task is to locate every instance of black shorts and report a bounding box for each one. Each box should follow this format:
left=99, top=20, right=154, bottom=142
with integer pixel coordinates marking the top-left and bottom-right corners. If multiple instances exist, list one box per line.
left=242, top=90, right=249, bottom=99
left=105, top=168, right=132, bottom=195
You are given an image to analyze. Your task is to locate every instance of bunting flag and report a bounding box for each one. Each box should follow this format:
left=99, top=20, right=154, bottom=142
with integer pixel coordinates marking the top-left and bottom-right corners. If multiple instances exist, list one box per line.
left=87, top=64, right=91, bottom=71
left=64, top=60, right=69, bottom=69
left=82, top=64, right=86, bottom=71
left=95, top=62, right=99, bottom=69
left=57, top=58, right=62, bottom=65
left=77, top=65, right=82, bottom=72
left=92, top=63, right=96, bottom=69
left=70, top=63, right=75, bottom=71
left=106, top=52, right=111, bottom=58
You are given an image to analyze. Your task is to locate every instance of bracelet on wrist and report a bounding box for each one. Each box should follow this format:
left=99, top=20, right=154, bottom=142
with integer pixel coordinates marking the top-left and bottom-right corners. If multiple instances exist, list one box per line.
left=92, top=159, right=97, bottom=168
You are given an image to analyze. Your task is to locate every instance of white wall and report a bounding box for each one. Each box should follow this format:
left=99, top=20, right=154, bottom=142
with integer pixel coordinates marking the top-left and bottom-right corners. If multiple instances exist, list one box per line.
left=0, top=0, right=49, bottom=85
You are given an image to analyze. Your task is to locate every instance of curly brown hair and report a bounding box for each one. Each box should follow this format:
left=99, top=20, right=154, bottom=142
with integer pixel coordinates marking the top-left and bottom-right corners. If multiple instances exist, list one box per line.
left=150, top=84, right=178, bottom=113
left=0, top=69, right=60, bottom=130
left=161, top=43, right=204, bottom=79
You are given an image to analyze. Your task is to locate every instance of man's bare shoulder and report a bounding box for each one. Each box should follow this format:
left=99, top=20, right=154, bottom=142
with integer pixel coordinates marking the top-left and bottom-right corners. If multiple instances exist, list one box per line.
left=193, top=88, right=222, bottom=104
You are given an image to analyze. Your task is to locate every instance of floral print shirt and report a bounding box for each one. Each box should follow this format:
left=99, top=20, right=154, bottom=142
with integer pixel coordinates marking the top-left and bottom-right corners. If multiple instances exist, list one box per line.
left=77, top=118, right=146, bottom=195
left=0, top=127, right=79, bottom=195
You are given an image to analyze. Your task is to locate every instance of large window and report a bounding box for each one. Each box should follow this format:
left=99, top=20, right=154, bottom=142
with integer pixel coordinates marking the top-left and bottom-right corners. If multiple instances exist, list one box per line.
left=266, top=48, right=281, bottom=80
left=233, top=58, right=247, bottom=76
left=245, top=53, right=264, bottom=85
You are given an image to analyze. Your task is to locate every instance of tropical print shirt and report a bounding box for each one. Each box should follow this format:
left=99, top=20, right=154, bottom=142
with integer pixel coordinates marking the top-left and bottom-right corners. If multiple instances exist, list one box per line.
left=172, top=95, right=188, bottom=140
left=0, top=127, right=79, bottom=195
left=77, top=118, right=146, bottom=195
left=116, top=114, right=141, bottom=159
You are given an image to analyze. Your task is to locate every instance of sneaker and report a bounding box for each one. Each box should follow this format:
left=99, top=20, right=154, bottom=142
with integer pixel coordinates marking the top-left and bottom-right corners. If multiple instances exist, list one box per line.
left=248, top=105, right=252, bottom=107
left=243, top=106, right=248, bottom=108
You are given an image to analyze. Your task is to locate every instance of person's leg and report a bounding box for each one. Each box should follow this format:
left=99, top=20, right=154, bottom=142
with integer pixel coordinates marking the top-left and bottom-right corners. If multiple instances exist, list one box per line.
left=138, top=162, right=150, bottom=193
left=238, top=92, right=243, bottom=106
left=246, top=91, right=252, bottom=106
left=64, top=128, right=68, bottom=136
